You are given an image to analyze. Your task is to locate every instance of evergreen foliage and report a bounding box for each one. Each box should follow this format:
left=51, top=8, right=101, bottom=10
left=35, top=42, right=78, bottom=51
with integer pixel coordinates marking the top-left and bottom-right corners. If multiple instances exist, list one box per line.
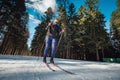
left=110, top=0, right=120, bottom=53
left=0, top=0, right=119, bottom=61
left=0, top=0, right=29, bottom=55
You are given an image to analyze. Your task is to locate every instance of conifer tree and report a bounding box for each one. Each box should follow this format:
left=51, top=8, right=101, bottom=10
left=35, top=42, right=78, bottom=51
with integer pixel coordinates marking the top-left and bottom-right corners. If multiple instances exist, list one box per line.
left=76, top=0, right=110, bottom=60
left=110, top=0, right=120, bottom=52
left=0, top=0, right=29, bottom=55
left=67, top=3, right=78, bottom=59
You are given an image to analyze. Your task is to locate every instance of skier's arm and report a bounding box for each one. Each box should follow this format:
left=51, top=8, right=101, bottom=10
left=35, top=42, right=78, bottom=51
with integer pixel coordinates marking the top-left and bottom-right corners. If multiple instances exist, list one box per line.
left=46, top=22, right=52, bottom=30
left=58, top=26, right=64, bottom=35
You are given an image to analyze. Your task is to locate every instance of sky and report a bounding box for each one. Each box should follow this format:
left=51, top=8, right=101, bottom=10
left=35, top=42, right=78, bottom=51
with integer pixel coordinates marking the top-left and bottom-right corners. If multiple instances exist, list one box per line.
left=99, top=0, right=117, bottom=30
left=26, top=0, right=117, bottom=47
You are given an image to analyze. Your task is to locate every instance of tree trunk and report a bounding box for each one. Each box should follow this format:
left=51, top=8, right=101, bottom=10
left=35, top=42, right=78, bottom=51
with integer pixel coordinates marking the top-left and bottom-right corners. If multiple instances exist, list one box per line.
left=0, top=34, right=9, bottom=54
left=102, top=48, right=104, bottom=59
left=96, top=48, right=99, bottom=61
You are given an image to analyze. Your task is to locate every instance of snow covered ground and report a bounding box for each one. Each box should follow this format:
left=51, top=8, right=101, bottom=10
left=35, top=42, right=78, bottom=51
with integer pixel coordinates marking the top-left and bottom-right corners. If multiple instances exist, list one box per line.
left=0, top=55, right=120, bottom=80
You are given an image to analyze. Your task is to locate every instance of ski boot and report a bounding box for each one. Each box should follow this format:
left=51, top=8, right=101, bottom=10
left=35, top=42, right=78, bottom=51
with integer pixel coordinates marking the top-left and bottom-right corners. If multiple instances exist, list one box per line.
left=43, top=57, right=46, bottom=63
left=50, top=58, right=54, bottom=64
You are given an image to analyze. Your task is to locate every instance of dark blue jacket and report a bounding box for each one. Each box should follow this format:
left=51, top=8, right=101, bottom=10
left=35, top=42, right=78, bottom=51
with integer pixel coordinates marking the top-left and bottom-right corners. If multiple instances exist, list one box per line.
left=46, top=24, right=62, bottom=38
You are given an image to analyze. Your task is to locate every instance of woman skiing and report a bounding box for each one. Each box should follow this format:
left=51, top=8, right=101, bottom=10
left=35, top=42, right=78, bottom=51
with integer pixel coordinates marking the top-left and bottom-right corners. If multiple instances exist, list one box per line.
left=43, top=18, right=64, bottom=64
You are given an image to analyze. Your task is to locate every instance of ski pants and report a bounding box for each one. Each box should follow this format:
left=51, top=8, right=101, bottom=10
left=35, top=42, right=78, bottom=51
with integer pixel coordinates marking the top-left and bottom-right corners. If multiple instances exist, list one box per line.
left=43, top=36, right=56, bottom=58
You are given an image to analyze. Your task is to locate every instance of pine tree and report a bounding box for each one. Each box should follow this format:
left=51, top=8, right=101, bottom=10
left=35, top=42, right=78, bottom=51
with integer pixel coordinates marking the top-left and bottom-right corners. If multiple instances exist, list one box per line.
left=67, top=3, right=79, bottom=59
left=76, top=0, right=110, bottom=61
left=77, top=5, right=88, bottom=60
left=88, top=0, right=110, bottom=61
left=0, top=0, right=29, bottom=55
left=110, top=0, right=120, bottom=52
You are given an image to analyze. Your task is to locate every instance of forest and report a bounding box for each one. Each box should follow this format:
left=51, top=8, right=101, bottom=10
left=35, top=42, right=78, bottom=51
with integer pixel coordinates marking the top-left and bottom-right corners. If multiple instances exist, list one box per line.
left=0, top=0, right=120, bottom=61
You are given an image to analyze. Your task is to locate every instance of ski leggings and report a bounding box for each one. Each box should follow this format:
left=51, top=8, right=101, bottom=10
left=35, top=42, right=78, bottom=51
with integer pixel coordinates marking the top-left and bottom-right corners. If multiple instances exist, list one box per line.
left=43, top=36, right=56, bottom=58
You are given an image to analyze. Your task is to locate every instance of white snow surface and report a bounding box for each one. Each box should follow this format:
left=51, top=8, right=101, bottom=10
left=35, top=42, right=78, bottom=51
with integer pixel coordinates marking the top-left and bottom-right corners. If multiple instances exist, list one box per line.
left=0, top=55, right=120, bottom=80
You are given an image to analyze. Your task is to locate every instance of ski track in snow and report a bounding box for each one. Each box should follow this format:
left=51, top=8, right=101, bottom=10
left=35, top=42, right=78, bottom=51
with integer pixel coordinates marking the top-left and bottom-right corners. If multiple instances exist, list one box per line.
left=0, top=55, right=120, bottom=80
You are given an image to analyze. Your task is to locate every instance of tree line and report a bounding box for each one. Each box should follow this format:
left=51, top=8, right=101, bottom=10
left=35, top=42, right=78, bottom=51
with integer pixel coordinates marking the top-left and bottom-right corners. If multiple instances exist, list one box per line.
left=0, top=0, right=120, bottom=61
left=0, top=0, right=29, bottom=55
left=31, top=0, right=120, bottom=61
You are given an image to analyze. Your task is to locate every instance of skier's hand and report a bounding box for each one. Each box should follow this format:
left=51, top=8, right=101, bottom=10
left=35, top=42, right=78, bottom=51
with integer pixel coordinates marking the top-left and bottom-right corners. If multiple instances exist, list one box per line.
left=62, top=29, right=65, bottom=32
left=48, top=22, right=52, bottom=26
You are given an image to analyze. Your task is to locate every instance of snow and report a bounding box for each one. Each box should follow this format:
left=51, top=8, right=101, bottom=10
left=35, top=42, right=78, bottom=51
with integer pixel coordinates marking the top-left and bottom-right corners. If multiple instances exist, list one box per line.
left=0, top=55, right=120, bottom=80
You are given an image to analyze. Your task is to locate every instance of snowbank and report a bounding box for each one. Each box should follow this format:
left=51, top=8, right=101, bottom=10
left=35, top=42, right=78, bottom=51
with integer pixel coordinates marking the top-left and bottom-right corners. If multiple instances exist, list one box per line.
left=0, top=55, right=120, bottom=80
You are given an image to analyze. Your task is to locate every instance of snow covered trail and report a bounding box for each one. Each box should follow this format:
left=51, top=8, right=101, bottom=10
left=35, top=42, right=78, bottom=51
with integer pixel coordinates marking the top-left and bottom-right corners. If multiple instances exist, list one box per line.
left=0, top=55, right=120, bottom=80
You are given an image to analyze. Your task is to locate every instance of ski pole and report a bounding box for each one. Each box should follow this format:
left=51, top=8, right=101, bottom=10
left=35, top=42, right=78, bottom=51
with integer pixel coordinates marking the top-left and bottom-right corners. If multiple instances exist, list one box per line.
left=37, top=26, right=48, bottom=60
left=37, top=40, right=45, bottom=60
left=56, top=32, right=63, bottom=52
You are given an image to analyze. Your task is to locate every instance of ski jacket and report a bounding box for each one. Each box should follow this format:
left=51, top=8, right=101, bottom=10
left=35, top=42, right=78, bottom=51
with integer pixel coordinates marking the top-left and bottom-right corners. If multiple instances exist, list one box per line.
left=46, top=24, right=62, bottom=38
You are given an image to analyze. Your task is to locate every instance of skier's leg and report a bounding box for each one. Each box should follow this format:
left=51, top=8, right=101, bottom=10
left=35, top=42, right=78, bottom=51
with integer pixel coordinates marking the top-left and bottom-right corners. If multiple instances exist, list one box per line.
left=50, top=38, right=56, bottom=63
left=43, top=36, right=51, bottom=63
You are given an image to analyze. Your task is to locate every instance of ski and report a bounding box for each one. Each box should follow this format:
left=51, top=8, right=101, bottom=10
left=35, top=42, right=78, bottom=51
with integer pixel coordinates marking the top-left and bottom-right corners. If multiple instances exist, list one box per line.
left=44, top=63, right=55, bottom=72
left=49, top=63, right=76, bottom=75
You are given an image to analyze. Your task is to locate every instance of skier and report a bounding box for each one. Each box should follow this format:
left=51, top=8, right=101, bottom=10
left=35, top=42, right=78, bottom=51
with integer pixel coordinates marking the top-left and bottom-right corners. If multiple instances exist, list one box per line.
left=43, top=18, right=64, bottom=64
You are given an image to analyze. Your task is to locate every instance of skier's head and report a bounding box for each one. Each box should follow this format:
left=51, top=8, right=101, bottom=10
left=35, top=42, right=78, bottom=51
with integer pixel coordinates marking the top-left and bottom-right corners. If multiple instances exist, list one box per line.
left=54, top=18, right=58, bottom=24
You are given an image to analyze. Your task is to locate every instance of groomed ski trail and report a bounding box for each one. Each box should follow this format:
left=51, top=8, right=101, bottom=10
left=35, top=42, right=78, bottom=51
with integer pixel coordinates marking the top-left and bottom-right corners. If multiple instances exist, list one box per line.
left=0, top=55, right=120, bottom=80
